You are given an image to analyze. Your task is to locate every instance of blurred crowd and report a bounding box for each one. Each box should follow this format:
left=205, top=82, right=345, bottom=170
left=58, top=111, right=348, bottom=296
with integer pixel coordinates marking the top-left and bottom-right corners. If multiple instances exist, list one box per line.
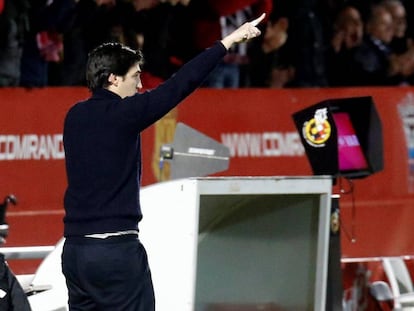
left=0, top=0, right=414, bottom=89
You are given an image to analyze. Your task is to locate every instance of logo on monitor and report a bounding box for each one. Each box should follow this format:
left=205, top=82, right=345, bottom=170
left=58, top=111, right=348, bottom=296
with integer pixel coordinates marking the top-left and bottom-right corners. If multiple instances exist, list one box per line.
left=302, top=108, right=331, bottom=147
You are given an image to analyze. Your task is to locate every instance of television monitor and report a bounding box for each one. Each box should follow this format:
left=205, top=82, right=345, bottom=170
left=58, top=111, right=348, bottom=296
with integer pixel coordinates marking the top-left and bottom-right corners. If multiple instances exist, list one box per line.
left=292, top=96, right=383, bottom=179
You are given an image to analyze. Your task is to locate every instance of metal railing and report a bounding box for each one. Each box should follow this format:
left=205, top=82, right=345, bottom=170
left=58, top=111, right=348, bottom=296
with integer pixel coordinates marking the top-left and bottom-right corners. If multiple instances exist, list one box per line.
left=0, top=246, right=54, bottom=260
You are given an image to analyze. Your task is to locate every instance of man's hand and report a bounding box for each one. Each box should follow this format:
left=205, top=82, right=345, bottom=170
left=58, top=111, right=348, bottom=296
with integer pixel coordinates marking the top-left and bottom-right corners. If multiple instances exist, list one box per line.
left=221, top=13, right=266, bottom=50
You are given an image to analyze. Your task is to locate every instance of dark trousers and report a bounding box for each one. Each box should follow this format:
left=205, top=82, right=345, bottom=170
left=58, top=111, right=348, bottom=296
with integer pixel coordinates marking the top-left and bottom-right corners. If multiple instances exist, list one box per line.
left=61, top=235, right=155, bottom=311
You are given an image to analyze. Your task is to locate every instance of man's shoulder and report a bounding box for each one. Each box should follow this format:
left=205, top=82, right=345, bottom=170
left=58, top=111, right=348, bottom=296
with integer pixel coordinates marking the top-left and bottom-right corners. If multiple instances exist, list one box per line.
left=67, top=98, right=90, bottom=114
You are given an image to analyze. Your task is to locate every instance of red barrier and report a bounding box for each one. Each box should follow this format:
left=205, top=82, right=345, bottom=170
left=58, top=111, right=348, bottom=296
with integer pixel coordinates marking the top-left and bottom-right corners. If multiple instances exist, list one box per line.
left=1, top=86, right=414, bottom=274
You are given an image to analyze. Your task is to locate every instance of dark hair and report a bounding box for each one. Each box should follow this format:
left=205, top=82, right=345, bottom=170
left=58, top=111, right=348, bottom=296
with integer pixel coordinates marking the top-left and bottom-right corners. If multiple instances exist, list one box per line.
left=86, top=42, right=144, bottom=91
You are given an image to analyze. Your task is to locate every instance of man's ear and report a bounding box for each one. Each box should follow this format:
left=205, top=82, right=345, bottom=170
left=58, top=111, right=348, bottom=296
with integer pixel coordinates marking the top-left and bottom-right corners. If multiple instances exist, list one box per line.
left=108, top=73, right=118, bottom=86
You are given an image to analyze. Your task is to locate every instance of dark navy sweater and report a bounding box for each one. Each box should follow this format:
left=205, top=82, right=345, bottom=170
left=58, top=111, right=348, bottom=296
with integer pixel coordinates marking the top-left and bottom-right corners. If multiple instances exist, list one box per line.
left=63, top=41, right=227, bottom=237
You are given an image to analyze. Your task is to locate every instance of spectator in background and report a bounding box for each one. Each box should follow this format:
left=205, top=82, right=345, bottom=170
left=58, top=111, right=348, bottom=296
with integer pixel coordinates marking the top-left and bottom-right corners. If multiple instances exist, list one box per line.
left=129, top=0, right=160, bottom=51
left=19, top=0, right=75, bottom=87
left=347, top=3, right=397, bottom=85
left=134, top=0, right=192, bottom=89
left=246, top=9, right=294, bottom=87
left=3, top=0, right=414, bottom=88
left=330, top=5, right=364, bottom=54
left=326, top=4, right=364, bottom=86
left=282, top=0, right=329, bottom=87
left=347, top=3, right=414, bottom=86
left=187, top=0, right=273, bottom=88
left=0, top=0, right=29, bottom=86
left=382, top=0, right=409, bottom=53
left=59, top=0, right=139, bottom=86
left=381, top=0, right=414, bottom=83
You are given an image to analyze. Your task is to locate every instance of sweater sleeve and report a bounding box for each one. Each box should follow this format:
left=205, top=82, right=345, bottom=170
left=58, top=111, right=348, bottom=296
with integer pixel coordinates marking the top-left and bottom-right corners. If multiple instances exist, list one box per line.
left=123, top=41, right=227, bottom=131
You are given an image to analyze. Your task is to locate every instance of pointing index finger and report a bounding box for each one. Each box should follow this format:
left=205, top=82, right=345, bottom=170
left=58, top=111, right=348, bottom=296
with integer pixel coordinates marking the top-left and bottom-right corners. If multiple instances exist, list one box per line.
left=250, top=13, right=266, bottom=27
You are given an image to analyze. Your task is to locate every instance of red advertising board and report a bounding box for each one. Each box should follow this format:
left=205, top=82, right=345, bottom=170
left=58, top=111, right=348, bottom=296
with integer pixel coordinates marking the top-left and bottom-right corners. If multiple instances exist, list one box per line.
left=1, top=86, right=414, bottom=274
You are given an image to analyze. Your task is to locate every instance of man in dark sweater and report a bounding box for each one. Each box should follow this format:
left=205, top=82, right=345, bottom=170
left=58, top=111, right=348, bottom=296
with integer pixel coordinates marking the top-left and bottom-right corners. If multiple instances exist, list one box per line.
left=61, top=13, right=265, bottom=311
